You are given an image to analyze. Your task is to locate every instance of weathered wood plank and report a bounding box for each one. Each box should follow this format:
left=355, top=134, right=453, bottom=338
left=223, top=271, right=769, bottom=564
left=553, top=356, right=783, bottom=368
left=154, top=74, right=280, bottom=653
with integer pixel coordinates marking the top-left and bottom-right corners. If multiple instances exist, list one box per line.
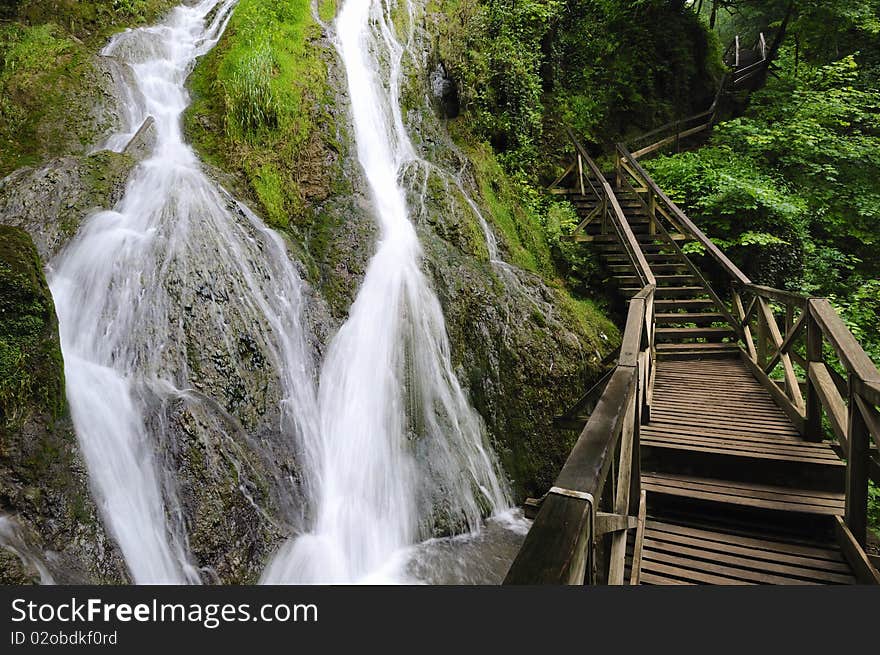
left=834, top=516, right=880, bottom=584
left=808, top=362, right=848, bottom=448
left=758, top=297, right=804, bottom=412
left=646, top=521, right=846, bottom=562
left=645, top=529, right=852, bottom=573
left=629, top=490, right=647, bottom=585
left=739, top=351, right=806, bottom=434
left=811, top=299, right=880, bottom=386
left=503, top=493, right=592, bottom=584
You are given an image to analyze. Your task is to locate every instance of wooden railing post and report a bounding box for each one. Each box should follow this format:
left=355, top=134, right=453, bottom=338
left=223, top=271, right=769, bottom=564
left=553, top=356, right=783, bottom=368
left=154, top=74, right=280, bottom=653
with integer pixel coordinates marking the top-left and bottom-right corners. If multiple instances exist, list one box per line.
left=845, top=382, right=870, bottom=546
left=577, top=153, right=585, bottom=197
left=756, top=308, right=769, bottom=368
left=615, top=150, right=622, bottom=189
left=648, top=189, right=656, bottom=236
left=805, top=302, right=823, bottom=442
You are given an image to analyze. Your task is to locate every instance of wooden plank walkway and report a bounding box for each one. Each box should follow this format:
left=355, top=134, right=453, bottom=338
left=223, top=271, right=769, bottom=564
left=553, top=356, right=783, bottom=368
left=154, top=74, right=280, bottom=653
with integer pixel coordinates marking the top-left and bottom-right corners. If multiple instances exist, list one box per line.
left=569, top=167, right=868, bottom=584
left=634, top=357, right=854, bottom=584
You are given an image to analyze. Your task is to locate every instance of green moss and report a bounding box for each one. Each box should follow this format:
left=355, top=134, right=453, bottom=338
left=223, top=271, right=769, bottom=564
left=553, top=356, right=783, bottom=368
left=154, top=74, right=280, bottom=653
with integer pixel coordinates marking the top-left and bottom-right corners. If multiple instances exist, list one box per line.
left=0, top=1, right=178, bottom=175
left=185, top=0, right=335, bottom=235
left=451, top=124, right=555, bottom=276
left=249, top=164, right=289, bottom=230
left=0, top=226, right=65, bottom=430
left=16, top=0, right=177, bottom=44
left=559, top=294, right=618, bottom=346
left=318, top=0, right=338, bottom=23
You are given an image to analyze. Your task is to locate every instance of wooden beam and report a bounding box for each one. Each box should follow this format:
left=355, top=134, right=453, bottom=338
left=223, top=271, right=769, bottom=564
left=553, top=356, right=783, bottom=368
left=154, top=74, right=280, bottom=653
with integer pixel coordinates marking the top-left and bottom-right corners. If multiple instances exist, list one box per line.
left=758, top=297, right=805, bottom=413
left=740, top=350, right=806, bottom=434
left=732, top=289, right=757, bottom=361
left=549, top=160, right=576, bottom=190
left=619, top=298, right=646, bottom=367
left=763, top=312, right=806, bottom=375
left=608, top=388, right=637, bottom=585
left=629, top=490, right=647, bottom=586
left=746, top=284, right=809, bottom=308
left=834, top=516, right=880, bottom=584
left=616, top=143, right=751, bottom=285
left=504, top=493, right=592, bottom=584
left=811, top=299, right=880, bottom=387
left=808, top=363, right=848, bottom=449
left=805, top=313, right=823, bottom=441
left=846, top=383, right=871, bottom=546
left=595, top=513, right=638, bottom=536
left=504, top=367, right=638, bottom=584
left=854, top=395, right=880, bottom=452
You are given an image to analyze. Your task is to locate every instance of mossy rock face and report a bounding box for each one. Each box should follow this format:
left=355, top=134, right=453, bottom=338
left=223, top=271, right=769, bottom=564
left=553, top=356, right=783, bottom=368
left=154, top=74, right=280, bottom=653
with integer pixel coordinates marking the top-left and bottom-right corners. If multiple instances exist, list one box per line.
left=0, top=151, right=136, bottom=261
left=0, top=226, right=124, bottom=583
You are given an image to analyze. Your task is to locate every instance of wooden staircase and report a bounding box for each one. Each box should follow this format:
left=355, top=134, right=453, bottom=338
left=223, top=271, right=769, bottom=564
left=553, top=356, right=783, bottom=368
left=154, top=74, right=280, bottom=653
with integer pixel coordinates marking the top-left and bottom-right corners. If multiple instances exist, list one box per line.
left=505, top=129, right=880, bottom=586
left=575, top=185, right=741, bottom=361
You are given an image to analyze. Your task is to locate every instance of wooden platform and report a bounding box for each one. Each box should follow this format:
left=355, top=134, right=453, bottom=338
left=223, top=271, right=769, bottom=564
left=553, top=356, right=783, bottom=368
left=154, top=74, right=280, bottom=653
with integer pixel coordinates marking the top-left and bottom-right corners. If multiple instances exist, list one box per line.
left=639, top=357, right=853, bottom=583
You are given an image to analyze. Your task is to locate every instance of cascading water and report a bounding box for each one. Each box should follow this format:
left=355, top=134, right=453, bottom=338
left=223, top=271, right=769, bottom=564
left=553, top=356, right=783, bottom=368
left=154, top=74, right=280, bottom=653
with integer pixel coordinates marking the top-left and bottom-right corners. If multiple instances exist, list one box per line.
left=48, top=0, right=321, bottom=584
left=261, top=0, right=513, bottom=583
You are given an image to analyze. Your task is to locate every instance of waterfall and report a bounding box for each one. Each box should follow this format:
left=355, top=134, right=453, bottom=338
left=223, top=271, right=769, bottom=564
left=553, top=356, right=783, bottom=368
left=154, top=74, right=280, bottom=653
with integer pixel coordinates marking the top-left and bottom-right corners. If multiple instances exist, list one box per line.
left=48, top=0, right=321, bottom=584
left=261, top=0, right=511, bottom=583
left=44, top=0, right=514, bottom=585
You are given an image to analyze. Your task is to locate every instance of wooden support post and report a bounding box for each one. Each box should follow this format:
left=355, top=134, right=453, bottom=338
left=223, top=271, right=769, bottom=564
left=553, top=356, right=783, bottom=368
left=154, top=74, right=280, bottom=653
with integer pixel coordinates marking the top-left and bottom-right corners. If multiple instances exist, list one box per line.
left=845, top=385, right=870, bottom=547
left=732, top=288, right=757, bottom=361
left=648, top=191, right=656, bottom=236
left=608, top=386, right=636, bottom=585
left=615, top=152, right=622, bottom=189
left=577, top=154, right=585, bottom=197
left=756, top=306, right=769, bottom=368
left=805, top=306, right=823, bottom=442
left=629, top=490, right=647, bottom=586
left=758, top=298, right=804, bottom=412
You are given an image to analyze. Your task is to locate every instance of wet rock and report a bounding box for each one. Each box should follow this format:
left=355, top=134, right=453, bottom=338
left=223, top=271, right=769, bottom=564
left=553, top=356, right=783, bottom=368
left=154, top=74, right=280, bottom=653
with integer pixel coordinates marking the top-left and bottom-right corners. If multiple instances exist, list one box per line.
left=430, top=62, right=460, bottom=119
left=0, top=227, right=126, bottom=583
left=0, top=151, right=136, bottom=260
left=123, top=115, right=158, bottom=160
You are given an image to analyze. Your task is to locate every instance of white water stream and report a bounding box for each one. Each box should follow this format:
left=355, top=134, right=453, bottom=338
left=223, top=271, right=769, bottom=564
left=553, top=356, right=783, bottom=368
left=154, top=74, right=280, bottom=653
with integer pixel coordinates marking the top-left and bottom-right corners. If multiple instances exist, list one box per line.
left=262, top=0, right=512, bottom=584
left=49, top=0, right=320, bottom=584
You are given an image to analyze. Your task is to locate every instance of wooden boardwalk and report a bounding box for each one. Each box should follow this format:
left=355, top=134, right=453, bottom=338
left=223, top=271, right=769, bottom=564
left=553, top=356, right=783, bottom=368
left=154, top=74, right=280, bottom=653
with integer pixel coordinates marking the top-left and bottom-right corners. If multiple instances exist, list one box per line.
left=504, top=125, right=880, bottom=586
left=637, top=358, right=854, bottom=584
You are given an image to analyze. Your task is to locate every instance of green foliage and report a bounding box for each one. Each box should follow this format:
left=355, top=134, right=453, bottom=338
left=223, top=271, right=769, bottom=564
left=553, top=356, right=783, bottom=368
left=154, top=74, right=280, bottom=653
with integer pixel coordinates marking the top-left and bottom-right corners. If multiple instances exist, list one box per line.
left=0, top=22, right=84, bottom=173
left=15, top=0, right=176, bottom=42
left=186, top=0, right=333, bottom=234
left=646, top=144, right=806, bottom=285
left=432, top=0, right=720, bottom=173
left=646, top=48, right=880, bottom=305
left=0, top=1, right=176, bottom=174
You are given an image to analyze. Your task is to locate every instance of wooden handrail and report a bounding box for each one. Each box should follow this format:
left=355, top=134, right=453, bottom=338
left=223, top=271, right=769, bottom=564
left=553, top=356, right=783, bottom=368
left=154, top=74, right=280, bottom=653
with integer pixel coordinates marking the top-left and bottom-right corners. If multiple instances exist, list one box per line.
left=566, top=129, right=656, bottom=287
left=616, top=143, right=751, bottom=285
left=505, top=284, right=654, bottom=584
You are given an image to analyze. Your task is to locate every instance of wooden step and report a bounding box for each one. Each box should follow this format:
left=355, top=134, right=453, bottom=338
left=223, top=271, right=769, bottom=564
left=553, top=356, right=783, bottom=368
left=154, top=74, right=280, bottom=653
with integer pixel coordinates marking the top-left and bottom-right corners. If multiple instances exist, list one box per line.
left=642, top=472, right=845, bottom=517
left=655, top=327, right=736, bottom=342
left=638, top=520, right=856, bottom=585
left=624, top=286, right=709, bottom=299
left=654, top=298, right=716, bottom=310
left=655, top=342, right=741, bottom=360
left=652, top=286, right=708, bottom=298
left=605, top=253, right=682, bottom=264
left=642, top=427, right=846, bottom=490
left=656, top=312, right=727, bottom=325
